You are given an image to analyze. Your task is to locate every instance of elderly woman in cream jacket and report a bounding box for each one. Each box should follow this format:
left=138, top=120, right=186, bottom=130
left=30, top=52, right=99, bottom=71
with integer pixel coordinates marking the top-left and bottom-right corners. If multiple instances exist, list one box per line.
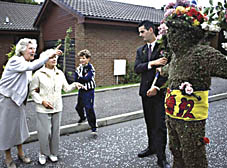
left=0, top=38, right=62, bottom=168
left=30, top=50, right=84, bottom=165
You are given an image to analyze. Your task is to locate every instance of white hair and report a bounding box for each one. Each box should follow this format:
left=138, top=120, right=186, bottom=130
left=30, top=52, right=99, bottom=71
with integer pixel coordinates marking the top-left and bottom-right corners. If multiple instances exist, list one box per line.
left=15, top=38, right=37, bottom=56
left=39, top=48, right=56, bottom=60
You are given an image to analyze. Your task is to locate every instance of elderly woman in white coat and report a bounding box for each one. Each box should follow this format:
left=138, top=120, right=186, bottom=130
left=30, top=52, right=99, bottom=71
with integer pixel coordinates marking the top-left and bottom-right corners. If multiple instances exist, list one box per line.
left=0, top=38, right=62, bottom=168
left=30, top=51, right=84, bottom=165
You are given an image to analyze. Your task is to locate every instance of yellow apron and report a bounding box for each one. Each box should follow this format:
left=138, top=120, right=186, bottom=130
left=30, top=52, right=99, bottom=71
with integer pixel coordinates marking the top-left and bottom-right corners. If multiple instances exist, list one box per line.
left=165, top=89, right=209, bottom=121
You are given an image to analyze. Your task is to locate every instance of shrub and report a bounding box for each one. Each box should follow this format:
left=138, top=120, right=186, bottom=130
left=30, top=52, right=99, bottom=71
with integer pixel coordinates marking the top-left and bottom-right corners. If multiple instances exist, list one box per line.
left=121, top=62, right=140, bottom=84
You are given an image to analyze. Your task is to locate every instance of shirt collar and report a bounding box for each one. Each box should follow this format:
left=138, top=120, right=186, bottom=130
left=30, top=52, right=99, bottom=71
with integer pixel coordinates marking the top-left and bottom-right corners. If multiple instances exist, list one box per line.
left=147, top=40, right=156, bottom=51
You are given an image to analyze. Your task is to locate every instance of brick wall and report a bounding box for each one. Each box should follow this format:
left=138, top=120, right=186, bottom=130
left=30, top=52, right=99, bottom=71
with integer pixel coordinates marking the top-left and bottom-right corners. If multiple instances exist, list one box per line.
left=40, top=4, right=76, bottom=82
left=42, top=4, right=75, bottom=41
left=39, top=4, right=145, bottom=86
left=75, top=23, right=143, bottom=86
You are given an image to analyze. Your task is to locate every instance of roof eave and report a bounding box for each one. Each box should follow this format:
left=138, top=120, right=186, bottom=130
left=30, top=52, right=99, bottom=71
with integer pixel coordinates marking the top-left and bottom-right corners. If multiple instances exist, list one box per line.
left=0, top=29, right=40, bottom=35
left=84, top=16, right=160, bottom=26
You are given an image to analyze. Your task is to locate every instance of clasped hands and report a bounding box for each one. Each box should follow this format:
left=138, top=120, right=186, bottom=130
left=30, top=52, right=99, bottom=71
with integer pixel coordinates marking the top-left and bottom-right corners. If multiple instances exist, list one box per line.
left=42, top=101, right=54, bottom=109
left=74, top=82, right=86, bottom=90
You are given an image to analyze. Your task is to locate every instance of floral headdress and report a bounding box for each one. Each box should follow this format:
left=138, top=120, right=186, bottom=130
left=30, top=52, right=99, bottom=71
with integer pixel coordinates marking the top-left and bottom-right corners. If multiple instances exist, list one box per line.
left=158, top=0, right=209, bottom=39
left=157, top=0, right=225, bottom=56
left=164, top=0, right=207, bottom=27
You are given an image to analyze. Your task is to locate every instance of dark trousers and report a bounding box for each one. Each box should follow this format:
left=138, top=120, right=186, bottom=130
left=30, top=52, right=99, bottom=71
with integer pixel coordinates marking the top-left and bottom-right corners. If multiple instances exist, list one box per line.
left=141, top=90, right=167, bottom=161
left=76, top=89, right=97, bottom=131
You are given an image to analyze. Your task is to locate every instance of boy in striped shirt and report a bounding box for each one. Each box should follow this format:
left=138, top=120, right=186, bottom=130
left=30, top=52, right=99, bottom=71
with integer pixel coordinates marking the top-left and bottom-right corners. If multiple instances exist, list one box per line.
left=75, top=49, right=97, bottom=135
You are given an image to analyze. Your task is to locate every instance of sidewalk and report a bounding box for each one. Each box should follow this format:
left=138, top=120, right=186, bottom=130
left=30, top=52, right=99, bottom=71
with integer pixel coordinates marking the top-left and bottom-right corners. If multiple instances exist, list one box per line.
left=26, top=77, right=227, bottom=143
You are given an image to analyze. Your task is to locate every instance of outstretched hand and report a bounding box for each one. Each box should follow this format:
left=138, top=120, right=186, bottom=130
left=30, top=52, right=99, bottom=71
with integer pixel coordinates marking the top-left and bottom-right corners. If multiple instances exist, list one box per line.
left=55, top=44, right=63, bottom=56
left=56, top=44, right=61, bottom=50
left=75, top=82, right=86, bottom=90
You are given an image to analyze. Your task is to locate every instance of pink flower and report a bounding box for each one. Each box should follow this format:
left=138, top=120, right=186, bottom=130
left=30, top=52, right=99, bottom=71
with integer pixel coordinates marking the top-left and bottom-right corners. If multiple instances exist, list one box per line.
left=157, top=34, right=163, bottom=40
left=165, top=2, right=176, bottom=11
left=185, top=85, right=194, bottom=95
left=179, top=82, right=192, bottom=90
left=164, top=9, right=175, bottom=19
left=158, top=23, right=168, bottom=35
left=160, top=50, right=164, bottom=55
left=225, top=10, right=227, bottom=23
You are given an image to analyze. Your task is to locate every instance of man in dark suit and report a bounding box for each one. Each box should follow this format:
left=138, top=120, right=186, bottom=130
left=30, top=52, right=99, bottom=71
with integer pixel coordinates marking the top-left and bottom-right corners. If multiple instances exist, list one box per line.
left=134, top=20, right=170, bottom=168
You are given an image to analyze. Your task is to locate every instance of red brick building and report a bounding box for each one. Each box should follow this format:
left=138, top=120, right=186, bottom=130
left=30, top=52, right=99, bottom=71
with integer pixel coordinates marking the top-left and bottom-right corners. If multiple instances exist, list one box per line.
left=0, top=0, right=165, bottom=86
left=34, top=0, right=164, bottom=85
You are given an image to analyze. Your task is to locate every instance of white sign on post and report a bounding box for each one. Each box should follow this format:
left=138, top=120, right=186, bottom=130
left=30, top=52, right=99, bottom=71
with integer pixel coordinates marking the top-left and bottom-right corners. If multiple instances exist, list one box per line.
left=114, top=59, right=126, bottom=84
left=114, top=59, right=126, bottom=76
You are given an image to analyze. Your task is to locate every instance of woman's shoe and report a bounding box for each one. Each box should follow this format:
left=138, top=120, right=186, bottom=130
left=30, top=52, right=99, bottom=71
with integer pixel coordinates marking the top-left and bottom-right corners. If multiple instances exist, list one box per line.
left=49, top=154, right=58, bottom=162
left=5, top=160, right=16, bottom=168
left=38, top=153, right=47, bottom=165
left=18, top=154, right=31, bottom=164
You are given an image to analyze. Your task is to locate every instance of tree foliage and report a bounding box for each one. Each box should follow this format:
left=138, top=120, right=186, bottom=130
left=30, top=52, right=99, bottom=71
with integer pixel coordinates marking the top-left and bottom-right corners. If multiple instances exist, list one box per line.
left=56, top=27, right=73, bottom=74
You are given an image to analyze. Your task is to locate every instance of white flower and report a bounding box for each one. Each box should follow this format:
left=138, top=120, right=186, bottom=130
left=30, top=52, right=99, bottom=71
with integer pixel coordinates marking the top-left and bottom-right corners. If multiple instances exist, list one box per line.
left=179, top=83, right=185, bottom=90
left=209, top=22, right=221, bottom=32
left=211, top=20, right=219, bottom=25
left=222, top=43, right=227, bottom=50
left=201, top=22, right=209, bottom=31
left=201, top=21, right=221, bottom=32
left=223, top=31, right=227, bottom=39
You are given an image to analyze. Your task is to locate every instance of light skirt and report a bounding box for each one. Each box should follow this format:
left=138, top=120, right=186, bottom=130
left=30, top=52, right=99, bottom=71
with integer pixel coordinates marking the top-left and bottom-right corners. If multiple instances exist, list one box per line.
left=0, top=95, right=29, bottom=150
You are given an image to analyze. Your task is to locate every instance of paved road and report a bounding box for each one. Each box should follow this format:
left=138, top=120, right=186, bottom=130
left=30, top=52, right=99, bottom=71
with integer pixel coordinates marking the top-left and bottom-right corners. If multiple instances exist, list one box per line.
left=25, top=77, right=227, bottom=132
left=0, top=99, right=226, bottom=168
left=25, top=85, right=142, bottom=132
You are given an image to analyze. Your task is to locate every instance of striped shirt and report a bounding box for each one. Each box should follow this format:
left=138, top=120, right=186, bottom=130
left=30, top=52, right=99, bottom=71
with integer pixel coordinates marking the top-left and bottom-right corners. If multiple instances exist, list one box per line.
left=75, top=63, right=96, bottom=90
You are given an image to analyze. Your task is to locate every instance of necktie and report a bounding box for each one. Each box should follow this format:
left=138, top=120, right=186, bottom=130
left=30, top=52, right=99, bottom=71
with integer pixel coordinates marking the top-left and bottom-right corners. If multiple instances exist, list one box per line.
left=148, top=44, right=152, bottom=61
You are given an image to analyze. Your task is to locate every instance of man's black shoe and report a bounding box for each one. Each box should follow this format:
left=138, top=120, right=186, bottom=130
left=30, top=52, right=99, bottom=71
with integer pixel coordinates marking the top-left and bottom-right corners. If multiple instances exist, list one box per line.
left=137, top=148, right=156, bottom=158
left=157, top=160, right=171, bottom=168
left=77, top=118, right=86, bottom=124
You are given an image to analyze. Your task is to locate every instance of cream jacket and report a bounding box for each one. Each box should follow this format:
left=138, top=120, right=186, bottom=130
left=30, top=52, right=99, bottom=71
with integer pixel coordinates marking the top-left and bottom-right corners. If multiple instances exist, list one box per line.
left=30, top=66, right=76, bottom=113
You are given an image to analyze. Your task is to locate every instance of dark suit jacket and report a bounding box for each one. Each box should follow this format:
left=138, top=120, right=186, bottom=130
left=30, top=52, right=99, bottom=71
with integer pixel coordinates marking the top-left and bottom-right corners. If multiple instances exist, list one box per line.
left=134, top=43, right=167, bottom=97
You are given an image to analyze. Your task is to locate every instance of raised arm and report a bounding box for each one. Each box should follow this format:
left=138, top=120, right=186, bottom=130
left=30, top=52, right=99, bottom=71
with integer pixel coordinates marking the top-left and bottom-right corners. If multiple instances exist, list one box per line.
left=208, top=46, right=227, bottom=79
